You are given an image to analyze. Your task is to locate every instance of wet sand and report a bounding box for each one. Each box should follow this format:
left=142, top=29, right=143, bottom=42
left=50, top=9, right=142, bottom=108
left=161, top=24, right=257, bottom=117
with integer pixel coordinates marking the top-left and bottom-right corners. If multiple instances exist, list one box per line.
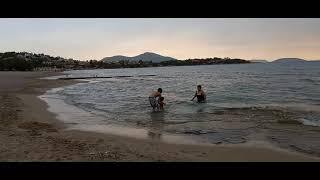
left=0, top=71, right=319, bottom=161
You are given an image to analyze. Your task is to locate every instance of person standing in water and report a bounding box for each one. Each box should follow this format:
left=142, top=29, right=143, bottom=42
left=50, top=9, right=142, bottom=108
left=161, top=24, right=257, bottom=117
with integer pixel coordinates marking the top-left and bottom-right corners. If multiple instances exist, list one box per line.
left=149, top=88, right=162, bottom=111
left=191, top=85, right=206, bottom=103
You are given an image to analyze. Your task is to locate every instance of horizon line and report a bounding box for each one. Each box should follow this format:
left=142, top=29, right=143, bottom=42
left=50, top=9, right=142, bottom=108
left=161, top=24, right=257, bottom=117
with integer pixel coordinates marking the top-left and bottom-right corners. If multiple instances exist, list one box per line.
left=1, top=50, right=319, bottom=62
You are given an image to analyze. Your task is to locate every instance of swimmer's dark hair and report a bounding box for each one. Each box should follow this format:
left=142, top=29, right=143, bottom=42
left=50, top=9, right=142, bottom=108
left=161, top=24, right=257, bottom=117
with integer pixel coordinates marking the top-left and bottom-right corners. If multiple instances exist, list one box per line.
left=197, top=85, right=202, bottom=89
left=160, top=97, right=164, bottom=101
left=158, top=88, right=162, bottom=93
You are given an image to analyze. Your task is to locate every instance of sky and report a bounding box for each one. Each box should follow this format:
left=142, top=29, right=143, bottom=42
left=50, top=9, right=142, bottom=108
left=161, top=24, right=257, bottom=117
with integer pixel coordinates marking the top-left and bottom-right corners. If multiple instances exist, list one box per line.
left=1, top=18, right=320, bottom=61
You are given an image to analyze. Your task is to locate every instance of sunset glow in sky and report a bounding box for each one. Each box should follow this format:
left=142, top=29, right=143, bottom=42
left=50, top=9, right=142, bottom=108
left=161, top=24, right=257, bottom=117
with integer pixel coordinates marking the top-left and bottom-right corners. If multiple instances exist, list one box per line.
left=1, top=18, right=320, bottom=61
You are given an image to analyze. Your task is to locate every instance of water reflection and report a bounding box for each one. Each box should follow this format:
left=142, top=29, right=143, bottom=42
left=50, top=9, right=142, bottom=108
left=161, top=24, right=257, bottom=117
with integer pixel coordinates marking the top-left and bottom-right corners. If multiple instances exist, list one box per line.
left=148, top=111, right=165, bottom=140
left=195, top=102, right=207, bottom=113
left=196, top=106, right=205, bottom=113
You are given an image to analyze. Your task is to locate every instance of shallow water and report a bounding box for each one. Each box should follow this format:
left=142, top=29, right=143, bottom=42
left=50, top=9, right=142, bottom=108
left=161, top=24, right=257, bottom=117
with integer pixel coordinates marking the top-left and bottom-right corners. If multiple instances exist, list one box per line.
left=41, top=62, right=320, bottom=156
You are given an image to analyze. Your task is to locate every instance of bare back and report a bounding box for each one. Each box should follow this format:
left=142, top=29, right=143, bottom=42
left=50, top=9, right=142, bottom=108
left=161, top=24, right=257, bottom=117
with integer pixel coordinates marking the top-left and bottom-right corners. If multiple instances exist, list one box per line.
left=150, top=91, right=161, bottom=98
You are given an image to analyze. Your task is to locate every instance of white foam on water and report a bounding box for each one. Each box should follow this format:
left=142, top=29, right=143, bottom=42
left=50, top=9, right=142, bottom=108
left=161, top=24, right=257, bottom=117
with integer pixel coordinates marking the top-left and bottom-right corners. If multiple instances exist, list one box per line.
left=265, top=103, right=320, bottom=113
left=299, top=118, right=320, bottom=127
left=47, top=87, right=65, bottom=94
left=99, top=78, right=131, bottom=83
left=77, top=79, right=102, bottom=84
left=40, top=75, right=65, bottom=80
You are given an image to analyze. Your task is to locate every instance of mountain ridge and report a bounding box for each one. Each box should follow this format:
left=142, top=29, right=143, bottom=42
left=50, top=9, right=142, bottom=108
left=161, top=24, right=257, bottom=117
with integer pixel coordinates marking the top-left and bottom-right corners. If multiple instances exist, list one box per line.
left=272, top=58, right=307, bottom=63
left=101, top=52, right=177, bottom=63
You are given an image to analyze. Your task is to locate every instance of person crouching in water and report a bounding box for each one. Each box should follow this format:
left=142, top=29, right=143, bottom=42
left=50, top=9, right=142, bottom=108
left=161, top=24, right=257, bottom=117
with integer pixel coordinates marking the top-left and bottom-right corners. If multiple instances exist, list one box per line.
left=149, top=88, right=162, bottom=111
left=191, top=85, right=206, bottom=103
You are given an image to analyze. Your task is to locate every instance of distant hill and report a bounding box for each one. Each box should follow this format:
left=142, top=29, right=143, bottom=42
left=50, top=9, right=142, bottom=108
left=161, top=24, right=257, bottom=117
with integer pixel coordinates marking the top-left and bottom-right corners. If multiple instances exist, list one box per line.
left=101, top=52, right=177, bottom=63
left=272, top=58, right=307, bottom=63
left=101, top=55, right=131, bottom=62
left=0, top=51, right=252, bottom=71
left=250, top=60, right=268, bottom=63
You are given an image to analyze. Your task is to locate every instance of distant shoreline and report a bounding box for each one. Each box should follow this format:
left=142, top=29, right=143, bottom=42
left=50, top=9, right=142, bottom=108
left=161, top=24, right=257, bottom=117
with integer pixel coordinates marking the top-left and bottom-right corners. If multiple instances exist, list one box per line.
left=0, top=61, right=253, bottom=72
left=0, top=51, right=251, bottom=71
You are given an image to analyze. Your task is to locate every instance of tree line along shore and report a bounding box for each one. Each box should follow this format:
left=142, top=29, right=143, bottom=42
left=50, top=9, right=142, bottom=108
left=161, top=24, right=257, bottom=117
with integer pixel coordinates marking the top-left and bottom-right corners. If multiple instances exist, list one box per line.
left=0, top=52, right=251, bottom=71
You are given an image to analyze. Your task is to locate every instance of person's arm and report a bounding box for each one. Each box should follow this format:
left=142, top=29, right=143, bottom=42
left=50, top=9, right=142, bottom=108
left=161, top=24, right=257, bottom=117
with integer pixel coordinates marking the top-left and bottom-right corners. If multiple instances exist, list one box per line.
left=191, top=91, right=197, bottom=101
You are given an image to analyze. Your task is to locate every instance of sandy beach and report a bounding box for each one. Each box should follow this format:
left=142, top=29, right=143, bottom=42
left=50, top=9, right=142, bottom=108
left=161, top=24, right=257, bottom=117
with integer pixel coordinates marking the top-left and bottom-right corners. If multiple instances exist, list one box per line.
left=0, top=71, right=319, bottom=162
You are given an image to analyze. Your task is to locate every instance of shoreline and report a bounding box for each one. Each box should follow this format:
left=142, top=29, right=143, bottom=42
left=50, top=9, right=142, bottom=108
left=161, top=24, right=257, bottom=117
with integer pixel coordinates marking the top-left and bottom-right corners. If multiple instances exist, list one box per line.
left=0, top=71, right=319, bottom=161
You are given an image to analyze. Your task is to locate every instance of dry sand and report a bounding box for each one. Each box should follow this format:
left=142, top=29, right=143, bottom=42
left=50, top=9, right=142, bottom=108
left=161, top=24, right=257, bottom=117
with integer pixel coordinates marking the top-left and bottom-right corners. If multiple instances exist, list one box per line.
left=0, top=71, right=319, bottom=161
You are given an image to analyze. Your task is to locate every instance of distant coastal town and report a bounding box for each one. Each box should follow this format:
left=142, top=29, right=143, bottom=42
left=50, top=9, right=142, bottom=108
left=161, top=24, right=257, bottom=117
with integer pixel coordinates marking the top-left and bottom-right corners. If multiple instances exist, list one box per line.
left=0, top=51, right=251, bottom=71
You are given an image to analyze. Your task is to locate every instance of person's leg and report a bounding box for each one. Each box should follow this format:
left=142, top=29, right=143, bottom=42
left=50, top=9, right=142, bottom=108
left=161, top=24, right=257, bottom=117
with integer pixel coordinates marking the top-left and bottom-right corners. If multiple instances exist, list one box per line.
left=149, top=97, right=157, bottom=111
left=156, top=100, right=160, bottom=111
left=149, top=97, right=153, bottom=107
